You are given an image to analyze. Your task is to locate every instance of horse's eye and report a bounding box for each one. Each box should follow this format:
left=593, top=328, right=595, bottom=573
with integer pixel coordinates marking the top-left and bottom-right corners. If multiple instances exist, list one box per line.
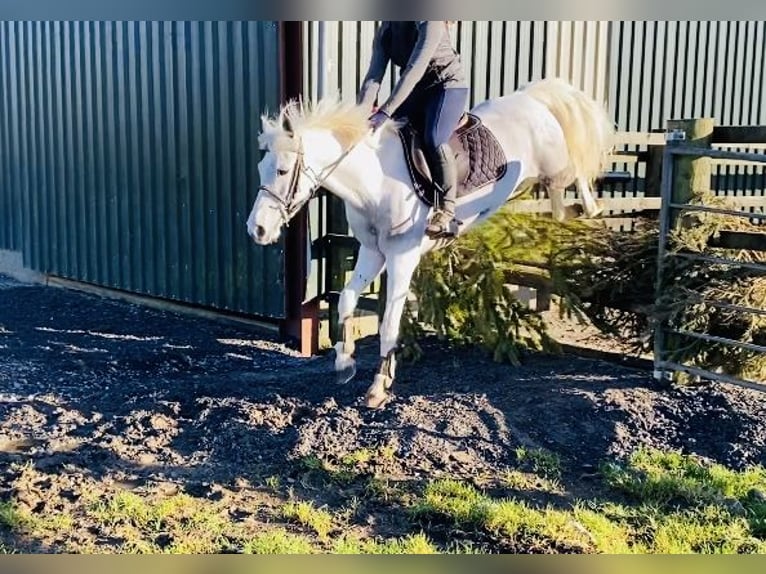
left=277, top=169, right=289, bottom=177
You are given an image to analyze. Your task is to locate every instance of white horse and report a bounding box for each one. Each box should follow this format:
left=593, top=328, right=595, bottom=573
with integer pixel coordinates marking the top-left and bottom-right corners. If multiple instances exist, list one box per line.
left=247, top=78, right=615, bottom=409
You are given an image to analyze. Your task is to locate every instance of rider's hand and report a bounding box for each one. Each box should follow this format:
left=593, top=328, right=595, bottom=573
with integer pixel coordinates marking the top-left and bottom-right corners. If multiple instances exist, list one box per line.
left=368, top=110, right=389, bottom=131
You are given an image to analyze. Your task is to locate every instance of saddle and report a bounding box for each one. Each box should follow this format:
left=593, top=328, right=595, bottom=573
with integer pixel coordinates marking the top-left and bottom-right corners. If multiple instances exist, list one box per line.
left=396, top=113, right=508, bottom=207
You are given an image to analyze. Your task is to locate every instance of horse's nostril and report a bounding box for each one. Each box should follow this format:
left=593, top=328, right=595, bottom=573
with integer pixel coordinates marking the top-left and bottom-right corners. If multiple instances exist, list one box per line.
left=255, top=225, right=266, bottom=239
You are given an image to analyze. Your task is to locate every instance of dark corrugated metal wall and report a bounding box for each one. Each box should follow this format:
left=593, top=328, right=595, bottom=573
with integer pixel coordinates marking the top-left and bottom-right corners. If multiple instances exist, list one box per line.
left=0, top=22, right=20, bottom=251
left=0, top=21, right=286, bottom=318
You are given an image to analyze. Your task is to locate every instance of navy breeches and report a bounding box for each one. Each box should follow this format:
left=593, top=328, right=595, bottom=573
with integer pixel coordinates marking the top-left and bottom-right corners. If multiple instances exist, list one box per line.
left=392, top=85, right=469, bottom=151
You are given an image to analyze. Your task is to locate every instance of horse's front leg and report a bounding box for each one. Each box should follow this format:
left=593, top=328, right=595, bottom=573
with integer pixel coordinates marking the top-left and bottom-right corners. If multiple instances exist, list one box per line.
left=334, top=244, right=385, bottom=384
left=365, top=247, right=421, bottom=409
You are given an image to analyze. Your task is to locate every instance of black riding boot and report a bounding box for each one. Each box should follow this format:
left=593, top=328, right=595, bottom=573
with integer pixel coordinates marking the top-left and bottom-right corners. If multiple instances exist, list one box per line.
left=426, top=144, right=458, bottom=238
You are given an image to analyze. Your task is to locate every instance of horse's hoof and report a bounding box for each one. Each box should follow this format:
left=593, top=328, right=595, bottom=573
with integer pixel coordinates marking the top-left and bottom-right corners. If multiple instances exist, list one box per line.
left=335, top=362, right=357, bottom=385
left=334, top=343, right=356, bottom=384
left=584, top=200, right=605, bottom=219
left=364, top=374, right=393, bottom=409
left=365, top=390, right=391, bottom=409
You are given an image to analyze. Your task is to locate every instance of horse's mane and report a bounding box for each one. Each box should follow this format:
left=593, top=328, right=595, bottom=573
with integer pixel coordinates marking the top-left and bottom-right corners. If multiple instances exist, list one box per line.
left=259, top=96, right=378, bottom=151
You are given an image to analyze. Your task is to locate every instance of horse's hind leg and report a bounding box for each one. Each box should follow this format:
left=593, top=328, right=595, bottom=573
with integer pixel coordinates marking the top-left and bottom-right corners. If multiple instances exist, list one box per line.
left=577, top=176, right=603, bottom=218
left=365, top=247, right=421, bottom=409
left=542, top=164, right=574, bottom=222
left=335, top=245, right=385, bottom=384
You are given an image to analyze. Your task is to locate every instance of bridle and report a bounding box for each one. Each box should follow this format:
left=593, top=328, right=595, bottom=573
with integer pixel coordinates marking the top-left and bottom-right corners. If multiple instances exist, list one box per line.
left=257, top=132, right=364, bottom=227
left=257, top=144, right=309, bottom=225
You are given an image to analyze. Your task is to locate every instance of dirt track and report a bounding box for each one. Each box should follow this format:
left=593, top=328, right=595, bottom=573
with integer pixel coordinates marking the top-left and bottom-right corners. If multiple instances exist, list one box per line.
left=2, top=273, right=766, bottom=552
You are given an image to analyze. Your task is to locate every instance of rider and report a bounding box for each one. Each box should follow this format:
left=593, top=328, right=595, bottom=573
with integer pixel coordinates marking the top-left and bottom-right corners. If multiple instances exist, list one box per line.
left=357, top=21, right=469, bottom=238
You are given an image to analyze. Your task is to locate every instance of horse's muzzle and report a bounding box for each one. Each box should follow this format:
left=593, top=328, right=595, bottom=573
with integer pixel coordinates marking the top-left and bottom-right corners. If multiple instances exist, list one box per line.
left=248, top=220, right=281, bottom=245
left=252, top=224, right=267, bottom=242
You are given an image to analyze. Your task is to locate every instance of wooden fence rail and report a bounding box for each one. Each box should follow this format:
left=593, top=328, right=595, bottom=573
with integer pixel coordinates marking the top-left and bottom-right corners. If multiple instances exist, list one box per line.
left=501, top=120, right=766, bottom=311
left=507, top=121, right=766, bottom=226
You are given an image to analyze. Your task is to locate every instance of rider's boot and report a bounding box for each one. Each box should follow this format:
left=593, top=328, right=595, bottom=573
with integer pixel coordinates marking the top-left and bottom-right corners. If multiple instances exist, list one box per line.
left=425, top=144, right=459, bottom=238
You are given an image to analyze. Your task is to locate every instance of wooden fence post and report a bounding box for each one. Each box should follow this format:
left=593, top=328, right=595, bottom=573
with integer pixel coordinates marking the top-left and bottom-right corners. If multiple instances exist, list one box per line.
left=644, top=128, right=666, bottom=201
left=665, top=118, right=715, bottom=227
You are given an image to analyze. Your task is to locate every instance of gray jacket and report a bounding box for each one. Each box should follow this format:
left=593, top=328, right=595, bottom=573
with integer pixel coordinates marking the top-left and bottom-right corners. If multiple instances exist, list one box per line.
left=357, top=21, right=466, bottom=117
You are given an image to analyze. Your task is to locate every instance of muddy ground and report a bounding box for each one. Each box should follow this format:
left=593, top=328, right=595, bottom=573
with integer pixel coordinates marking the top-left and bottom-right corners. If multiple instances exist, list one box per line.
left=1, top=273, right=766, bottom=552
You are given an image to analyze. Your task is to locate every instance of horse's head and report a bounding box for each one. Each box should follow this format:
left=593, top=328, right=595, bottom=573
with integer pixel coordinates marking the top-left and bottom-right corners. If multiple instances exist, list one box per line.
left=247, top=107, right=318, bottom=245
left=247, top=97, right=373, bottom=245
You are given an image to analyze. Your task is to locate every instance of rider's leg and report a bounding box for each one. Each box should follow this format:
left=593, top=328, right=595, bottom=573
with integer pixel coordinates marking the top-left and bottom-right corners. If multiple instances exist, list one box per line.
left=424, top=86, right=469, bottom=237
left=425, top=144, right=458, bottom=236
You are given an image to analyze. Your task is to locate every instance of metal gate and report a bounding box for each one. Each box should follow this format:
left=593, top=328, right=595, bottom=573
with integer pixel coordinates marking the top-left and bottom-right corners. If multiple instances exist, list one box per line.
left=653, top=133, right=766, bottom=389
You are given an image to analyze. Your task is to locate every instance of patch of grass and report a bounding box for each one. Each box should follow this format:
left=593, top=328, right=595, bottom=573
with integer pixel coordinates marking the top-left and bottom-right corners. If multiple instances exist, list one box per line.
left=341, top=449, right=373, bottom=467
left=0, top=500, right=74, bottom=539
left=88, top=491, right=233, bottom=554
left=412, top=479, right=593, bottom=552
left=0, top=501, right=28, bottom=530
left=332, top=532, right=439, bottom=554
left=485, top=499, right=591, bottom=550
left=281, top=500, right=334, bottom=539
left=412, top=467, right=766, bottom=555
left=89, top=492, right=154, bottom=529
left=297, top=447, right=400, bottom=488
left=746, top=499, right=766, bottom=538
left=0, top=542, right=16, bottom=554
left=598, top=451, right=766, bottom=553
left=647, top=505, right=763, bottom=554
left=264, top=476, right=281, bottom=491
left=503, top=469, right=562, bottom=494
left=413, top=480, right=591, bottom=551
left=378, top=445, right=397, bottom=462
left=515, top=446, right=563, bottom=481
left=242, top=528, right=315, bottom=554
left=412, top=479, right=489, bottom=525
left=298, top=455, right=325, bottom=472
left=571, top=501, right=639, bottom=554
left=33, top=512, right=74, bottom=534
left=364, top=477, right=411, bottom=505
left=118, top=539, right=162, bottom=554
left=297, top=454, right=361, bottom=485
left=5, top=446, right=765, bottom=555
left=601, top=447, right=766, bottom=507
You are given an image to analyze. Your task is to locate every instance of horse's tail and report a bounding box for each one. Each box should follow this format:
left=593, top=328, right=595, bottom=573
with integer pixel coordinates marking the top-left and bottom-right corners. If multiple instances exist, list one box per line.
left=522, top=78, right=615, bottom=184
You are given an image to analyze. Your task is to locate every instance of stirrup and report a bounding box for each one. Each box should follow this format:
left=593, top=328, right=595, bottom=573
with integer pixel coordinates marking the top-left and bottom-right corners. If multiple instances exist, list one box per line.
left=426, top=209, right=458, bottom=238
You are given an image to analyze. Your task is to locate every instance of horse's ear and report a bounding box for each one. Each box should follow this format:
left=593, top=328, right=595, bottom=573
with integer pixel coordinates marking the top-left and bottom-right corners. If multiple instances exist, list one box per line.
left=281, top=112, right=294, bottom=137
